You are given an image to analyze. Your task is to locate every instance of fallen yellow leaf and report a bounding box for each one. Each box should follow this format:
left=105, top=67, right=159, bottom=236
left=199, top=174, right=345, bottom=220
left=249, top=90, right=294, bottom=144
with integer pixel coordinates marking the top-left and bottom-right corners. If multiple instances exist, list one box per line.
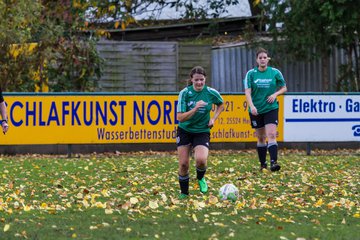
left=208, top=196, right=218, bottom=205
left=4, top=224, right=10, bottom=232
left=130, top=197, right=139, bottom=205
left=314, top=198, right=323, bottom=207
left=192, top=214, right=198, bottom=222
left=105, top=209, right=113, bottom=214
left=24, top=205, right=31, bottom=211
left=214, top=222, right=227, bottom=227
left=258, top=217, right=267, bottom=222
left=210, top=212, right=222, bottom=215
left=149, top=201, right=159, bottom=209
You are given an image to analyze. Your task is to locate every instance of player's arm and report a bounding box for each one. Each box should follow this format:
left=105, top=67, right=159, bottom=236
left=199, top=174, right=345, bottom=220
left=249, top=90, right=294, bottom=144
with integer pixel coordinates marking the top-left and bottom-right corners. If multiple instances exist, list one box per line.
left=267, top=86, right=287, bottom=103
left=0, top=101, right=9, bottom=134
left=208, top=103, right=224, bottom=128
left=177, top=100, right=207, bottom=123
left=245, top=88, right=258, bottom=116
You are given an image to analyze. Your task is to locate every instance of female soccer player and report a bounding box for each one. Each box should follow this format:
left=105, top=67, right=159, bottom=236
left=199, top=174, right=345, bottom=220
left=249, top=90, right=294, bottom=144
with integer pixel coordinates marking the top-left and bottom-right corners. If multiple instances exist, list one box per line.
left=176, top=66, right=224, bottom=199
left=244, top=48, right=287, bottom=172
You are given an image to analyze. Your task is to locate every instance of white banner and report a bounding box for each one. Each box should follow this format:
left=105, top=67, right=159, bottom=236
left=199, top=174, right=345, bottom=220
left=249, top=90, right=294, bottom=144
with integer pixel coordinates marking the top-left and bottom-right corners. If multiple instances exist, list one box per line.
left=284, top=95, right=360, bottom=142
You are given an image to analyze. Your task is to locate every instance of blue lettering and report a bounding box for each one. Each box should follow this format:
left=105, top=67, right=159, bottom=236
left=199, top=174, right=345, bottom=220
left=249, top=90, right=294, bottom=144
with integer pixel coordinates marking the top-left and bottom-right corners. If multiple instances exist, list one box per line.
left=39, top=102, right=46, bottom=126
left=72, top=102, right=81, bottom=125
left=292, top=98, right=336, bottom=113
left=97, top=127, right=105, bottom=139
left=47, top=102, right=60, bottom=125
left=84, top=101, right=93, bottom=126
left=26, top=102, right=36, bottom=126
left=147, top=100, right=161, bottom=125
left=9, top=98, right=178, bottom=127
left=346, top=98, right=360, bottom=112
left=293, top=99, right=299, bottom=112
left=303, top=102, right=310, bottom=112
left=109, top=101, right=118, bottom=126
left=96, top=102, right=107, bottom=125
left=10, top=101, right=23, bottom=127
left=133, top=101, right=145, bottom=125
left=174, top=101, right=179, bottom=124
left=62, top=101, right=70, bottom=125
left=119, top=101, right=126, bottom=125
left=163, top=101, right=172, bottom=124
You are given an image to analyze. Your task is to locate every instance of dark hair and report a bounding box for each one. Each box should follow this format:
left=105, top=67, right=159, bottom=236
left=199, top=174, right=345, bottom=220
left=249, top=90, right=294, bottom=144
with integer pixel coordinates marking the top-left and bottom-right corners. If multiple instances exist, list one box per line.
left=256, top=47, right=268, bottom=58
left=187, top=66, right=206, bottom=86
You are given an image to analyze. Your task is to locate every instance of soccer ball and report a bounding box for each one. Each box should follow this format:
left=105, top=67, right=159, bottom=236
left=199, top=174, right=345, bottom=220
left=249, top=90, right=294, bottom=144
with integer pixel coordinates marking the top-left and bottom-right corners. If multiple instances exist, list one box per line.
left=218, top=183, right=239, bottom=202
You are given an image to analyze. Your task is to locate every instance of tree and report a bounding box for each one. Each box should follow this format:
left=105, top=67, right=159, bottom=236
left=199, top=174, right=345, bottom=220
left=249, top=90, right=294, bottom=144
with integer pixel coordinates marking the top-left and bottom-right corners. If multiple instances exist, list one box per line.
left=0, top=0, right=104, bottom=92
left=260, top=0, right=360, bottom=91
left=0, top=0, right=42, bottom=91
left=39, top=0, right=104, bottom=92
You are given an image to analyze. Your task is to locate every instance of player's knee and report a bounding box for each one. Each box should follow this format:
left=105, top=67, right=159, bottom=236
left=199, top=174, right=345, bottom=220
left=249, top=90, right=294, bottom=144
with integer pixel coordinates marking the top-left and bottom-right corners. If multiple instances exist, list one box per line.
left=179, top=162, right=189, bottom=171
left=195, top=158, right=207, bottom=167
left=257, top=135, right=266, bottom=142
left=267, top=133, right=276, bottom=140
left=196, top=162, right=206, bottom=169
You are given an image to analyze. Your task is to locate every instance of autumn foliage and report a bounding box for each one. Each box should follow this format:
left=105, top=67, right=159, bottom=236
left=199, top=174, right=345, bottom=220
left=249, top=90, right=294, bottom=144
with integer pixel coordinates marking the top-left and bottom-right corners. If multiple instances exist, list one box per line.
left=0, top=149, right=359, bottom=239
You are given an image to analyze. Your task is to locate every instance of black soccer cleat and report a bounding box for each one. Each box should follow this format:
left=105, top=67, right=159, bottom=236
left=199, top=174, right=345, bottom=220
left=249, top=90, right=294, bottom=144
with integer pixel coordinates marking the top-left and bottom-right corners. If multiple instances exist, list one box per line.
left=270, top=162, right=281, bottom=172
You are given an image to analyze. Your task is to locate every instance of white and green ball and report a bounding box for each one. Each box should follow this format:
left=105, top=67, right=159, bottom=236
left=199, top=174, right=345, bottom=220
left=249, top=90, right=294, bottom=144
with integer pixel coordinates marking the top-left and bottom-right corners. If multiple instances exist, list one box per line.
left=219, top=183, right=239, bottom=202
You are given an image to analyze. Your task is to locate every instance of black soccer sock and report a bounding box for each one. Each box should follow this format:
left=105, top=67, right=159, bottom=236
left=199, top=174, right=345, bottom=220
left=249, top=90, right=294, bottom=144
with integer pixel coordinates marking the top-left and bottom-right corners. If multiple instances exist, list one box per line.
left=268, top=142, right=278, bottom=164
left=178, top=174, right=190, bottom=195
left=257, top=144, right=267, bottom=166
left=196, top=167, right=207, bottom=180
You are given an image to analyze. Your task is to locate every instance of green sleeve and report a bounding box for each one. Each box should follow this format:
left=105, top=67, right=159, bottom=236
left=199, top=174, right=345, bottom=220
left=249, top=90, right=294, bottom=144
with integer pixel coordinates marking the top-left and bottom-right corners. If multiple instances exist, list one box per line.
left=177, top=88, right=188, bottom=113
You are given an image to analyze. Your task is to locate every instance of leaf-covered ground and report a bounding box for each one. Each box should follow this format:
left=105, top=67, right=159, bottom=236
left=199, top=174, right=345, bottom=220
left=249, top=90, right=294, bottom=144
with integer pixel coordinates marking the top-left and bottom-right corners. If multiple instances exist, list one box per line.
left=0, top=149, right=359, bottom=239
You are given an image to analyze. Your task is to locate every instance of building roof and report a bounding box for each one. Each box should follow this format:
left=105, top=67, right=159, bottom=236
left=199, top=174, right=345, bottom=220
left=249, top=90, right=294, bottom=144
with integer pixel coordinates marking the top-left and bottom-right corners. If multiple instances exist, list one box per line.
left=134, top=0, right=251, bottom=20
left=100, top=16, right=262, bottom=41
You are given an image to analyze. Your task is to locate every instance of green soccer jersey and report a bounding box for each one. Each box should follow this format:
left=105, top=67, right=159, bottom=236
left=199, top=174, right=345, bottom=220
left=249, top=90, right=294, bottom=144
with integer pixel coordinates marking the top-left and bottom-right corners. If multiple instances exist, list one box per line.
left=177, top=85, right=223, bottom=133
left=243, top=66, right=286, bottom=114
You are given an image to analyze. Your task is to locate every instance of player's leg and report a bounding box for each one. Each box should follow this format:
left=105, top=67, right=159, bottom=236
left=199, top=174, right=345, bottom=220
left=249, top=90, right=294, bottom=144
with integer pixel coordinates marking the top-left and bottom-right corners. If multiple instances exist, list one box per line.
left=264, top=109, right=280, bottom=171
left=176, top=127, right=192, bottom=199
left=194, top=145, right=209, bottom=193
left=193, top=132, right=210, bottom=193
left=256, top=127, right=268, bottom=170
left=250, top=113, right=267, bottom=170
left=178, top=145, right=191, bottom=198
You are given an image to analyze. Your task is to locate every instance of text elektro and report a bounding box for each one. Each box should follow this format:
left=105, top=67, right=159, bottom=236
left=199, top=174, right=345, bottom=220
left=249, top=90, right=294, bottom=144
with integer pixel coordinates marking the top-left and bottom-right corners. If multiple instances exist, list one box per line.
left=292, top=99, right=336, bottom=113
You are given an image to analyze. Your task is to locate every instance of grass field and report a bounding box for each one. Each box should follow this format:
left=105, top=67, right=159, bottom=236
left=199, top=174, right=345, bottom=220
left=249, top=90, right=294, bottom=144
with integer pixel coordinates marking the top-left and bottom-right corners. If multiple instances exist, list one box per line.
left=0, top=149, right=359, bottom=240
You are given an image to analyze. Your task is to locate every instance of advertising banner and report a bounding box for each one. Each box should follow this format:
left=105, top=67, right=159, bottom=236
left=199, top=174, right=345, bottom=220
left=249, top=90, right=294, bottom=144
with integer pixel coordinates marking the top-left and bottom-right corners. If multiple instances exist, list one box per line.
left=284, top=95, right=360, bottom=141
left=1, top=94, right=284, bottom=144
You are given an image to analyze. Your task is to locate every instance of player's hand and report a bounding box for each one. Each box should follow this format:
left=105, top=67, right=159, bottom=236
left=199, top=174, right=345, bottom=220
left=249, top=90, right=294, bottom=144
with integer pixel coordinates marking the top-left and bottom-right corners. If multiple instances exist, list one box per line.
left=267, top=94, right=276, bottom=103
left=2, top=121, right=8, bottom=134
left=208, top=119, right=215, bottom=128
left=250, top=106, right=258, bottom=116
left=195, top=100, right=208, bottom=109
